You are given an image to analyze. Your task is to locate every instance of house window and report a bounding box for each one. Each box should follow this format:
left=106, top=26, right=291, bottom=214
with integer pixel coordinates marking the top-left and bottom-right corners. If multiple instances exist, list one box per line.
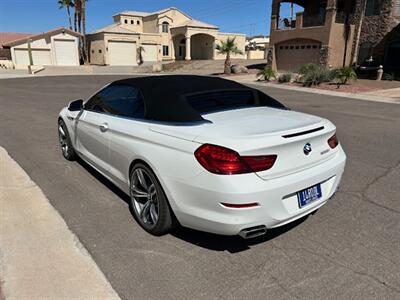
left=365, top=0, right=380, bottom=16
left=163, top=45, right=169, bottom=56
left=131, top=20, right=134, bottom=24
left=137, top=20, right=140, bottom=25
left=162, top=22, right=169, bottom=33
left=99, top=49, right=102, bottom=53
left=124, top=19, right=128, bottom=24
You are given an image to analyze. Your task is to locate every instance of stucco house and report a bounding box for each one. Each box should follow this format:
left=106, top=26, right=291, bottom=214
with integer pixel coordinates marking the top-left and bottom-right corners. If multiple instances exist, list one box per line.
left=86, top=7, right=246, bottom=66
left=4, top=27, right=81, bottom=68
left=268, top=0, right=400, bottom=73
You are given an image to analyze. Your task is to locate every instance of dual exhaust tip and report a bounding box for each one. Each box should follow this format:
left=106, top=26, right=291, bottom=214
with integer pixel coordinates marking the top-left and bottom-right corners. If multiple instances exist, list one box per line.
left=238, top=225, right=267, bottom=239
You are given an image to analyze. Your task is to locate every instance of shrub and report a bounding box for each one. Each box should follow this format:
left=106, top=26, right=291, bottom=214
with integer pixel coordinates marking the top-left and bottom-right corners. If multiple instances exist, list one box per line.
left=299, top=63, right=320, bottom=76
left=299, top=63, right=332, bottom=87
left=278, top=73, right=292, bottom=83
left=332, top=67, right=357, bottom=88
left=257, top=67, right=276, bottom=81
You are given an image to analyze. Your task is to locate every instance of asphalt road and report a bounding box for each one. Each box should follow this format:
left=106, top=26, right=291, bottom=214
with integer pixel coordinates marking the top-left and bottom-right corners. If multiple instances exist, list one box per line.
left=0, top=76, right=399, bottom=299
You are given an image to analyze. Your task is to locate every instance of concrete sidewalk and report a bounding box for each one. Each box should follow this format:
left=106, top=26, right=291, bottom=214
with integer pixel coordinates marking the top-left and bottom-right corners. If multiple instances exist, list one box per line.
left=0, top=147, right=120, bottom=299
left=227, top=75, right=400, bottom=104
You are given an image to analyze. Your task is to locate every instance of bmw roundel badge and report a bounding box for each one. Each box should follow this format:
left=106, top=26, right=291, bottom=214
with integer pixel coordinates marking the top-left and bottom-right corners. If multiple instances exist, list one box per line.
left=303, top=143, right=312, bottom=155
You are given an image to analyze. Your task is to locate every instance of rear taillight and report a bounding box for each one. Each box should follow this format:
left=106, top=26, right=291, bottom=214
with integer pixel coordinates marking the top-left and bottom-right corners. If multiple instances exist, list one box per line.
left=194, top=144, right=277, bottom=175
left=328, top=134, right=339, bottom=149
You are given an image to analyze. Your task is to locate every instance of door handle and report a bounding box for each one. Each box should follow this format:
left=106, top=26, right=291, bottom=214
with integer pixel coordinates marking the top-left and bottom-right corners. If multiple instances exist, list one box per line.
left=99, top=123, right=109, bottom=132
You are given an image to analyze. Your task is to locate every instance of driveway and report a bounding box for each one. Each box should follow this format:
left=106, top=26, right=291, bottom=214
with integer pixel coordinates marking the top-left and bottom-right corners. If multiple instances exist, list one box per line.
left=0, top=76, right=399, bottom=299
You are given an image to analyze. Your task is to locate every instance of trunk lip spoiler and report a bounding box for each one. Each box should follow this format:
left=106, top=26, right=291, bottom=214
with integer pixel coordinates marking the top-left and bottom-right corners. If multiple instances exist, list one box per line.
left=282, top=126, right=325, bottom=138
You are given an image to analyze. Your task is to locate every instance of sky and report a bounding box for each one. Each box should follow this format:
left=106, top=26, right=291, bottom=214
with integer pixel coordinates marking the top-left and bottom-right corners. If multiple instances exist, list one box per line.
left=0, top=0, right=296, bottom=36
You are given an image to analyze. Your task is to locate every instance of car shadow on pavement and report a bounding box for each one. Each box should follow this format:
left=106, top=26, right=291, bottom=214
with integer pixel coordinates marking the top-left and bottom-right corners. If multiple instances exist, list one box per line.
left=76, top=157, right=310, bottom=253
left=171, top=216, right=309, bottom=253
left=76, top=157, right=131, bottom=205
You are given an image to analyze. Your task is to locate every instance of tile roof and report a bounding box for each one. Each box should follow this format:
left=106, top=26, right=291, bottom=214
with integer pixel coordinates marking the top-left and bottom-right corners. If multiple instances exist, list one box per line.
left=172, top=19, right=218, bottom=29
left=89, top=23, right=138, bottom=35
left=115, top=11, right=150, bottom=17
left=0, top=32, right=34, bottom=48
left=3, top=27, right=81, bottom=47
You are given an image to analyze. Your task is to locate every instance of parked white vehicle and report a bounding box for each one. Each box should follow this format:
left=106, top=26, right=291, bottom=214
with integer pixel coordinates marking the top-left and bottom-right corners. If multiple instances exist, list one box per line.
left=58, top=75, right=346, bottom=238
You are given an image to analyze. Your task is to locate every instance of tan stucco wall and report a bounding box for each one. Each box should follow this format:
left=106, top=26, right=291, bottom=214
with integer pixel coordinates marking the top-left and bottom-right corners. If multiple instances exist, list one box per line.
left=215, top=33, right=246, bottom=59
left=328, top=23, right=355, bottom=68
left=87, top=33, right=106, bottom=65
left=247, top=50, right=266, bottom=59
left=142, top=15, right=158, bottom=33
left=114, top=15, right=144, bottom=33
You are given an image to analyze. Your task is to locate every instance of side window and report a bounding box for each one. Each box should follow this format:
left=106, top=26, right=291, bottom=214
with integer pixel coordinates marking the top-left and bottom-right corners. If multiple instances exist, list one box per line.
left=365, top=0, right=380, bottom=16
left=85, top=85, right=145, bottom=119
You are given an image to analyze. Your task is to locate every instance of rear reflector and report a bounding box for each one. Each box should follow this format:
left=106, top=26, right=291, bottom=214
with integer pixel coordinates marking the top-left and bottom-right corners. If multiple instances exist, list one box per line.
left=328, top=134, right=339, bottom=149
left=221, top=202, right=260, bottom=208
left=194, top=144, right=277, bottom=175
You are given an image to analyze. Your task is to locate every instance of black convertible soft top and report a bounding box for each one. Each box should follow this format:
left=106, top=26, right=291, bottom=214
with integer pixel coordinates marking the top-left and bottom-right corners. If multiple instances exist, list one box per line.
left=111, top=75, right=286, bottom=123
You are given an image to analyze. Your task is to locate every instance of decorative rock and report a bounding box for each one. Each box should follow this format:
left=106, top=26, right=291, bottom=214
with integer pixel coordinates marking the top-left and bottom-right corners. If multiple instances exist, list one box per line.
left=231, top=64, right=249, bottom=74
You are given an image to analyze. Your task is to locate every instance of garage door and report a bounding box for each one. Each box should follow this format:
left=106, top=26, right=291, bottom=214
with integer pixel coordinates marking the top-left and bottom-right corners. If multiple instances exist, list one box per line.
left=276, top=42, right=321, bottom=72
left=54, top=39, right=78, bottom=66
left=108, top=41, right=137, bottom=66
left=15, top=49, right=52, bottom=66
left=142, top=44, right=158, bottom=62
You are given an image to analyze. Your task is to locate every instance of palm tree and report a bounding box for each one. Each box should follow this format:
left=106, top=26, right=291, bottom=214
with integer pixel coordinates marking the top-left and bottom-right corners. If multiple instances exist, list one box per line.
left=216, top=37, right=243, bottom=74
left=137, top=46, right=145, bottom=65
left=81, top=0, right=88, bottom=63
left=74, top=0, right=82, bottom=33
left=352, top=0, right=367, bottom=65
left=58, top=0, right=74, bottom=30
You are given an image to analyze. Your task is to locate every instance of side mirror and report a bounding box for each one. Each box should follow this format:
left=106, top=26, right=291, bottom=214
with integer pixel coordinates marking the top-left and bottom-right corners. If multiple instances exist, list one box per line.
left=68, top=99, right=83, bottom=111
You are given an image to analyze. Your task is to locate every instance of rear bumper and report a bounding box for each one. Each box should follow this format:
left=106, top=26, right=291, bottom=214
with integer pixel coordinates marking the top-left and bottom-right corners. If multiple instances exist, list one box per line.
left=164, top=147, right=346, bottom=236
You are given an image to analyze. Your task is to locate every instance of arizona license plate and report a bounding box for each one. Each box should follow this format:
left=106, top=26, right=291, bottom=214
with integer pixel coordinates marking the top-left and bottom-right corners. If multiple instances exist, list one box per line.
left=297, top=184, right=322, bottom=208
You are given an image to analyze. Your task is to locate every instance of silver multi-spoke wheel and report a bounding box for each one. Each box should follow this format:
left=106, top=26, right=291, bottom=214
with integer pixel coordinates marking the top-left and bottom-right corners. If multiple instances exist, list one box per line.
left=58, top=120, right=76, bottom=161
left=131, top=168, right=159, bottom=227
left=58, top=124, right=69, bottom=157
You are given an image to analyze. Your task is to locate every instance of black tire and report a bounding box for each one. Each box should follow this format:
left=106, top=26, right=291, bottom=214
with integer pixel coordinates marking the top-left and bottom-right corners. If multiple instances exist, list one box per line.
left=129, top=163, right=174, bottom=236
left=58, top=119, right=76, bottom=161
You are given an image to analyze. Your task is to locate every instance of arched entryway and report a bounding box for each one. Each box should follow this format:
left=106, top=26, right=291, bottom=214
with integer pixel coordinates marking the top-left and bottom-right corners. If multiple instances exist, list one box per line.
left=190, top=33, right=215, bottom=60
left=173, top=34, right=186, bottom=60
left=385, top=41, right=400, bottom=71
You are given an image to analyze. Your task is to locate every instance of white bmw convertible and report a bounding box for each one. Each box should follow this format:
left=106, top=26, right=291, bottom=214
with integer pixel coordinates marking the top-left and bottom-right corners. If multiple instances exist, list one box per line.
left=58, top=75, right=346, bottom=238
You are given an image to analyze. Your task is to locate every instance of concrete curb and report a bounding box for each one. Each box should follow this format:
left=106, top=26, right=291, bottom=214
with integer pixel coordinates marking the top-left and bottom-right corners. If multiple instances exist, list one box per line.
left=226, top=76, right=400, bottom=105
left=0, top=147, right=120, bottom=299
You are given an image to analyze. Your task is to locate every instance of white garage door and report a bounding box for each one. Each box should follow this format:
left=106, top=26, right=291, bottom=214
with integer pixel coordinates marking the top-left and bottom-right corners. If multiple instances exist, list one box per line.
left=54, top=39, right=78, bottom=66
left=142, top=44, right=158, bottom=62
left=14, top=49, right=52, bottom=66
left=108, top=41, right=137, bottom=66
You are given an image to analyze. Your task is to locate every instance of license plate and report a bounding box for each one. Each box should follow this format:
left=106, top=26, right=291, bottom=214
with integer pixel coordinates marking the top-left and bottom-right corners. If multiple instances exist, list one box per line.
left=297, top=184, right=322, bottom=208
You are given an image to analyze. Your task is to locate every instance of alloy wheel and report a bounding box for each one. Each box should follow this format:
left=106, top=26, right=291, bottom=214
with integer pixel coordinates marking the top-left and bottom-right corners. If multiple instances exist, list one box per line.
left=130, top=168, right=159, bottom=227
left=58, top=124, right=69, bottom=157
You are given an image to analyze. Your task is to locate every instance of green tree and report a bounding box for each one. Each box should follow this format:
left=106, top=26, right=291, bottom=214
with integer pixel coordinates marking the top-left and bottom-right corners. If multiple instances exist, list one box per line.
left=58, top=0, right=74, bottom=30
left=216, top=37, right=243, bottom=74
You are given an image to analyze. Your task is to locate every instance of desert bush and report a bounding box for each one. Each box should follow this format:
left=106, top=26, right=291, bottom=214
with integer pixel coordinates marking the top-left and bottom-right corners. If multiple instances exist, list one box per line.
left=257, top=67, right=276, bottom=81
left=332, top=67, right=357, bottom=87
left=299, top=63, right=320, bottom=76
left=278, top=73, right=292, bottom=83
left=299, top=63, right=332, bottom=87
